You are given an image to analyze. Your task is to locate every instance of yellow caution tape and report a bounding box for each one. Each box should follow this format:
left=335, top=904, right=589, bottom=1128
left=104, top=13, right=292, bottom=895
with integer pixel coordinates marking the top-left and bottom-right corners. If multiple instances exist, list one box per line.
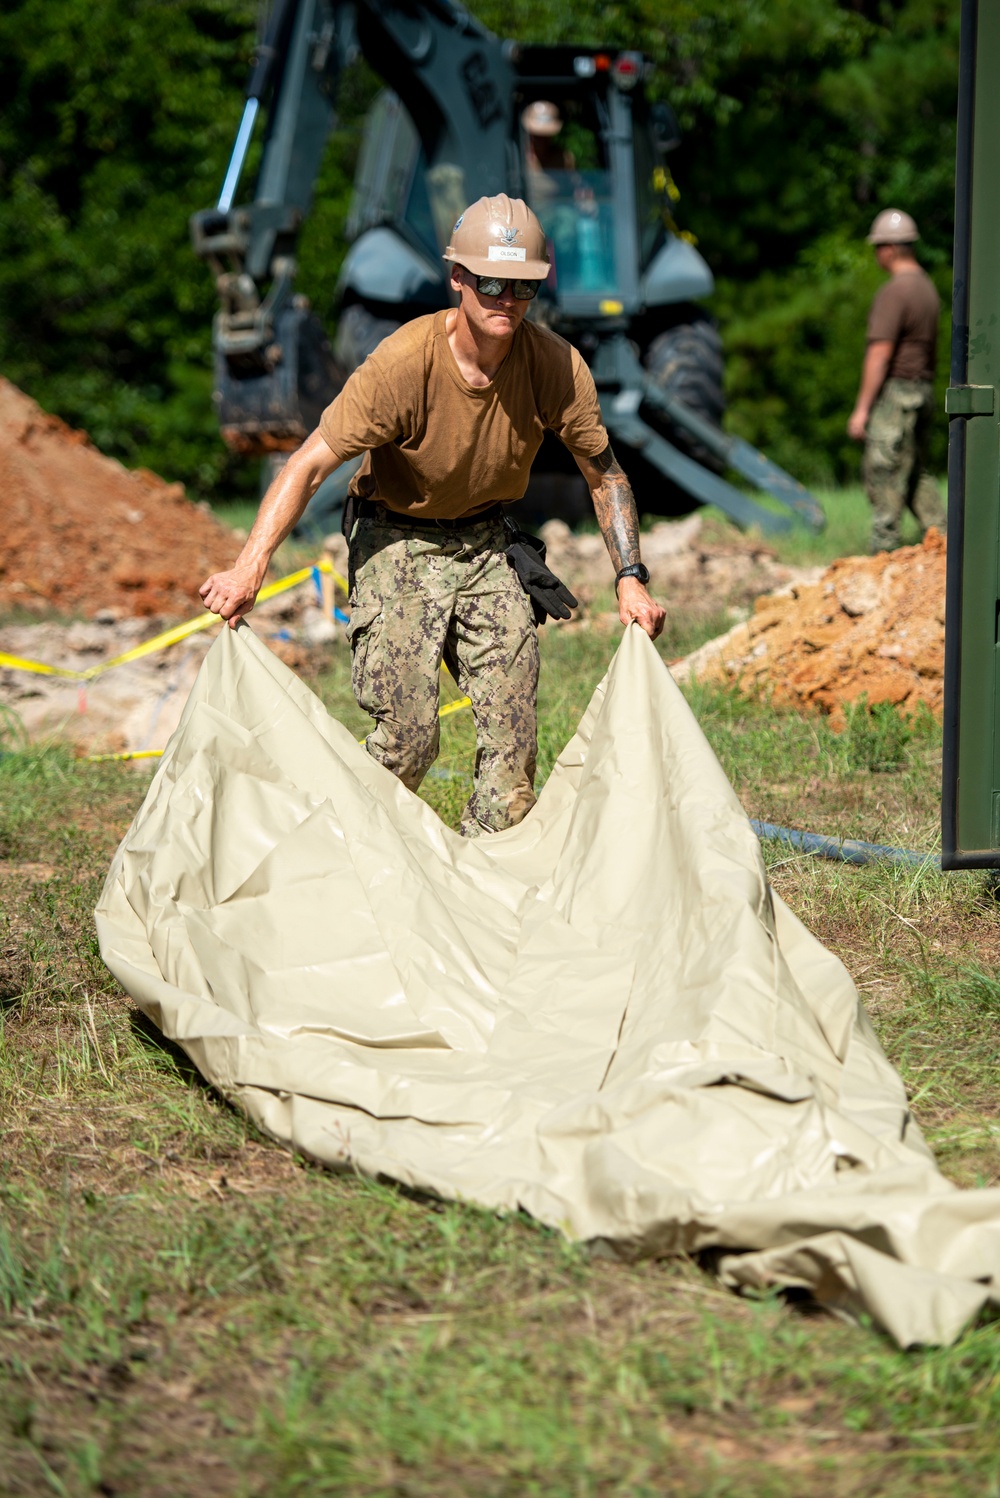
left=352, top=692, right=472, bottom=746
left=91, top=561, right=349, bottom=676
left=0, top=651, right=83, bottom=679
left=438, top=696, right=473, bottom=718
left=0, top=555, right=470, bottom=764
left=1, top=559, right=351, bottom=683
left=86, top=748, right=168, bottom=763
left=92, top=612, right=221, bottom=674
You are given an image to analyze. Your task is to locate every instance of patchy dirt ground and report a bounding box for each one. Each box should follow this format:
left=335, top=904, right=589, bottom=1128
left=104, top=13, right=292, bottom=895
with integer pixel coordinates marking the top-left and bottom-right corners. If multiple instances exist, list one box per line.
left=0, top=376, right=821, bottom=756
left=2, top=480, right=812, bottom=755
left=0, top=378, right=240, bottom=618
left=539, top=514, right=815, bottom=623
left=0, top=373, right=350, bottom=754
left=674, top=529, right=946, bottom=727
left=0, top=579, right=347, bottom=757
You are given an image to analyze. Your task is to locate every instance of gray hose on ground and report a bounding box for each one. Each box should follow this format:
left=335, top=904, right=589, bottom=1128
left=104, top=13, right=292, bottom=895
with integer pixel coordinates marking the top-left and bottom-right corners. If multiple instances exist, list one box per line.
left=750, top=820, right=939, bottom=870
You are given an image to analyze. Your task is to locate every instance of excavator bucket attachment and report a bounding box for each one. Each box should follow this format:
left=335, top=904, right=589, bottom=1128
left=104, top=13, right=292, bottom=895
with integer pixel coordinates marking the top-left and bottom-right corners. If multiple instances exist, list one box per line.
left=603, top=395, right=794, bottom=536
left=591, top=334, right=822, bottom=534
left=641, top=382, right=826, bottom=531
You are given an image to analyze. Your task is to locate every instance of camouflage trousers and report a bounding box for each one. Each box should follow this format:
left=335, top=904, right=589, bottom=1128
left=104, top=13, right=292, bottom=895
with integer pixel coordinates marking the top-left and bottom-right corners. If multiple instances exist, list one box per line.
left=347, top=510, right=539, bottom=836
left=863, top=377, right=946, bottom=554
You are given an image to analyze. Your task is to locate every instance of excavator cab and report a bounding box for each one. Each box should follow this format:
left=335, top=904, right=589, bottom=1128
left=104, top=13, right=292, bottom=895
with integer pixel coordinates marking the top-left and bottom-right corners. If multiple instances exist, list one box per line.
left=521, top=94, right=620, bottom=300
left=513, top=52, right=691, bottom=321
left=338, top=47, right=709, bottom=336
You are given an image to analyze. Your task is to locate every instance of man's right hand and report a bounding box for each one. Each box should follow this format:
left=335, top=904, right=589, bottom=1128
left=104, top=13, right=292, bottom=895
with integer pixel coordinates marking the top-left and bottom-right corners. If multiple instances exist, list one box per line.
left=847, top=407, right=869, bottom=442
left=198, top=430, right=342, bottom=629
left=849, top=341, right=893, bottom=442
left=199, top=560, right=266, bottom=629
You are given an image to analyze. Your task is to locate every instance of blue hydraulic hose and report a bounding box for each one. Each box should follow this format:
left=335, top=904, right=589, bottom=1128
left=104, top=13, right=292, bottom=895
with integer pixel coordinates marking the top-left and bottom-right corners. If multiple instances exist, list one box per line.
left=751, top=820, right=939, bottom=870
left=218, top=98, right=259, bottom=213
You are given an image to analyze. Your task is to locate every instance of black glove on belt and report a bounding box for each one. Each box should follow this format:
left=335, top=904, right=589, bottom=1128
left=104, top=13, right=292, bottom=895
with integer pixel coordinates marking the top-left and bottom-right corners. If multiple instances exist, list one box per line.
left=504, top=524, right=578, bottom=626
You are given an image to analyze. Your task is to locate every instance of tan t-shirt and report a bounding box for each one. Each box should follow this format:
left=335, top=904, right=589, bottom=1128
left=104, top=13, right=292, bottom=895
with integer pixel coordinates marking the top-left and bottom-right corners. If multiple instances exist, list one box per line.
left=867, top=268, right=940, bottom=383
left=318, top=311, right=608, bottom=518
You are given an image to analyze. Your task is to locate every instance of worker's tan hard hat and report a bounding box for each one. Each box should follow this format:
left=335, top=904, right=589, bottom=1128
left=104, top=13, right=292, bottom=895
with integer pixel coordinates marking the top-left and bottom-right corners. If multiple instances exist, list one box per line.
left=443, top=194, right=550, bottom=279
left=866, top=208, right=919, bottom=244
left=521, top=100, right=563, bottom=137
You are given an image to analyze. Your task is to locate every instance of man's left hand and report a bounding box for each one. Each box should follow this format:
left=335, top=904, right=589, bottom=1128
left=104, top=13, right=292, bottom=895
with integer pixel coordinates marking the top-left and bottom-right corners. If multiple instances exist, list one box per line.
left=618, top=577, right=665, bottom=640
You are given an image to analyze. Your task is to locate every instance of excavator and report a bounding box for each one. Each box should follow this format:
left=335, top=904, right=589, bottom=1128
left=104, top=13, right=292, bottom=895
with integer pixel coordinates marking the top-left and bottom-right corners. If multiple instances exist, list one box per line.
left=191, top=0, right=824, bottom=537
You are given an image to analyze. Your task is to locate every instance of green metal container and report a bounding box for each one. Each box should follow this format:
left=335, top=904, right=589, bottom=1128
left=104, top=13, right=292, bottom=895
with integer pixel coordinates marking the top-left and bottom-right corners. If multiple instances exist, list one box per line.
left=943, top=0, right=1000, bottom=866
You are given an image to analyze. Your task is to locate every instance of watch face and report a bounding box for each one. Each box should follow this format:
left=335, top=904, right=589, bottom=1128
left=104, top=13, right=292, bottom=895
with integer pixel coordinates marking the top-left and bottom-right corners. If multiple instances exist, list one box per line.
left=622, top=564, right=649, bottom=583
left=616, top=563, right=649, bottom=590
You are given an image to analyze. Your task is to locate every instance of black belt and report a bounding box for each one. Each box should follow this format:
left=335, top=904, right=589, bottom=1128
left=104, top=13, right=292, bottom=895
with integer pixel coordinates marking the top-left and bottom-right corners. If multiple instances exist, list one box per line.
left=356, top=499, right=506, bottom=531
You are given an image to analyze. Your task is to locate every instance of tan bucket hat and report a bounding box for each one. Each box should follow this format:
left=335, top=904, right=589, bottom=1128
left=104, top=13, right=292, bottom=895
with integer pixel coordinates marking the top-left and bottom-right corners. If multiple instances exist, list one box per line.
left=521, top=100, right=563, bottom=137
left=866, top=208, right=919, bottom=244
left=443, top=194, right=550, bottom=279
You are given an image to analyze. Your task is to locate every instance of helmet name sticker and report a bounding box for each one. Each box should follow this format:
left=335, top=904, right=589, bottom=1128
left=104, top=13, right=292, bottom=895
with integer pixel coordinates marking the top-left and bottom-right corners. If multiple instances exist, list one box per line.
left=488, top=246, right=527, bottom=261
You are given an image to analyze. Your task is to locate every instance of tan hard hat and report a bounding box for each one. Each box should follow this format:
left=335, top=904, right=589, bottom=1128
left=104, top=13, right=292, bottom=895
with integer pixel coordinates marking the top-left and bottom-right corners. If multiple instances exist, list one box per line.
left=443, top=194, right=550, bottom=279
left=866, top=208, right=919, bottom=244
left=521, top=100, right=563, bottom=137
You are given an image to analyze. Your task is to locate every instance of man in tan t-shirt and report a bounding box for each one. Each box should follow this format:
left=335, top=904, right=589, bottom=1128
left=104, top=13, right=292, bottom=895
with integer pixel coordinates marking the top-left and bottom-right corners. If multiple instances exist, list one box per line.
left=200, top=195, right=664, bottom=835
left=847, top=208, right=945, bottom=553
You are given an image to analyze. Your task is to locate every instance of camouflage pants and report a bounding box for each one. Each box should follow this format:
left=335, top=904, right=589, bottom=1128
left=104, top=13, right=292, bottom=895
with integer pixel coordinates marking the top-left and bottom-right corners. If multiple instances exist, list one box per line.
left=348, top=510, right=539, bottom=836
left=863, top=377, right=946, bottom=554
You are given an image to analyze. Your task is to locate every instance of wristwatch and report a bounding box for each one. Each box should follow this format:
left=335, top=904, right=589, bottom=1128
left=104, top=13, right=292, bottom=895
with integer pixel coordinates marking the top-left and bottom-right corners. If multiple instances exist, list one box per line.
left=615, top=562, right=650, bottom=593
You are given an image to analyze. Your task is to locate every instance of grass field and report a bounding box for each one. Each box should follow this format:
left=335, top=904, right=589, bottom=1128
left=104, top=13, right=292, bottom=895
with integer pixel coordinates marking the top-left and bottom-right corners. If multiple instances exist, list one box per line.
left=4, top=492, right=999, bottom=1497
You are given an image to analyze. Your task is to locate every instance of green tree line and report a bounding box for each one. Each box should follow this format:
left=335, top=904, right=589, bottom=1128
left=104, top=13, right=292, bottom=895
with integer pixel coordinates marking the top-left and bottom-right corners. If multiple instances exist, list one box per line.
left=0, top=0, right=958, bottom=501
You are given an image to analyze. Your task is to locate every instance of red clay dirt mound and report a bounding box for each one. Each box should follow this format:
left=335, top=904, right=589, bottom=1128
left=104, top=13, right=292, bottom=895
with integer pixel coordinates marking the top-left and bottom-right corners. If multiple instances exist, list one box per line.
left=0, top=378, right=241, bottom=618
left=673, top=529, right=946, bottom=727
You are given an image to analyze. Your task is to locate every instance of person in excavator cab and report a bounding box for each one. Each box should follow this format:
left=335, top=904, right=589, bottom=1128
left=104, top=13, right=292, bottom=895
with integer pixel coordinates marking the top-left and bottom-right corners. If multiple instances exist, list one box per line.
left=199, top=194, right=665, bottom=835
left=522, top=99, right=576, bottom=203
left=521, top=100, right=612, bottom=295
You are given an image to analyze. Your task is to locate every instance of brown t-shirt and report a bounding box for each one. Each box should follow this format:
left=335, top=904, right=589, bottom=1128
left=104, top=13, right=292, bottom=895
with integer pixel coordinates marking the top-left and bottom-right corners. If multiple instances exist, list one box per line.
left=318, top=311, right=608, bottom=518
left=867, top=268, right=940, bottom=383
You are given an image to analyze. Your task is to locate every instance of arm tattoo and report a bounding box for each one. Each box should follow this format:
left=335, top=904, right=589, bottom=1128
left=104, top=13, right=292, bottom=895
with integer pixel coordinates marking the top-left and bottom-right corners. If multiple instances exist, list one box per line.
left=590, top=458, right=641, bottom=574
left=590, top=442, right=618, bottom=475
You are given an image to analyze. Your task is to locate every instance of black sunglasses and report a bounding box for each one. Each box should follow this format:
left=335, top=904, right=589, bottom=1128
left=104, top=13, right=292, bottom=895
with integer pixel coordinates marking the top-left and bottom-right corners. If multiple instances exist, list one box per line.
left=473, top=274, right=543, bottom=300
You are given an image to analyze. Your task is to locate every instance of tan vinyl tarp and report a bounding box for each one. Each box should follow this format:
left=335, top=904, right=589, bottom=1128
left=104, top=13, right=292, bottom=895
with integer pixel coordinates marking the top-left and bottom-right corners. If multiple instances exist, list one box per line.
left=95, top=622, right=1000, bottom=1346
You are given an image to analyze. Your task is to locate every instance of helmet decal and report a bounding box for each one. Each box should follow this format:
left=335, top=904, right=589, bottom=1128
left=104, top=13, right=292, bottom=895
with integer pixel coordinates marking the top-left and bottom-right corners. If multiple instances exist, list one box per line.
left=442, top=197, right=549, bottom=275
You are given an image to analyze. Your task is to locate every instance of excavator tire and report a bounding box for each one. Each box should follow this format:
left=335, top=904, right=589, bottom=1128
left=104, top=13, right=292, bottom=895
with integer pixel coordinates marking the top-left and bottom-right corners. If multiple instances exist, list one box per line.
left=335, top=302, right=402, bottom=374
left=642, top=317, right=726, bottom=475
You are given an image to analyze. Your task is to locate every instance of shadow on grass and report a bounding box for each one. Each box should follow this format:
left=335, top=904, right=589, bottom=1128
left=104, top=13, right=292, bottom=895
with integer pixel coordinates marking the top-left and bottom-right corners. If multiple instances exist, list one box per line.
left=129, top=1007, right=208, bottom=1092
